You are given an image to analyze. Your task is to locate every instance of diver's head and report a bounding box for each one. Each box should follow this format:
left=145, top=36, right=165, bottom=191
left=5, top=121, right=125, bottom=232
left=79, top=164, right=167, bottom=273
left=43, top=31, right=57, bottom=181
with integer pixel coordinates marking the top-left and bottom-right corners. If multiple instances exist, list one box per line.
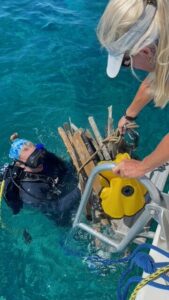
left=9, top=133, right=46, bottom=172
left=97, top=0, right=169, bottom=107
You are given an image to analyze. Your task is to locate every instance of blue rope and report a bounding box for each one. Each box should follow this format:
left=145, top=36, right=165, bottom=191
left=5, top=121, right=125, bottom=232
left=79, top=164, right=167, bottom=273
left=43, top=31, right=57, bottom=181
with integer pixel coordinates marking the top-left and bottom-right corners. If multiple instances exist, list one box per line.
left=86, top=243, right=169, bottom=267
left=60, top=236, right=169, bottom=297
left=118, top=274, right=169, bottom=300
left=60, top=236, right=169, bottom=262
left=117, top=243, right=169, bottom=300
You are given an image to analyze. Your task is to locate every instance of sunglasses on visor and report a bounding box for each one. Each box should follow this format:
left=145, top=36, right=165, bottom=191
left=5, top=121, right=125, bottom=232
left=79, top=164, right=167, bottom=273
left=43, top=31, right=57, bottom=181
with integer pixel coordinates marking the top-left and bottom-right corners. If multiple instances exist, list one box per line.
left=122, top=55, right=131, bottom=68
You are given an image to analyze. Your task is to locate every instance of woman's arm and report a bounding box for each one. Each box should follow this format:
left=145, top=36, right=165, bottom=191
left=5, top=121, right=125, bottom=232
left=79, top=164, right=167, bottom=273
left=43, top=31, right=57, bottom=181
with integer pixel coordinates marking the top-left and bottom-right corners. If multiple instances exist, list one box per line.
left=142, top=133, right=169, bottom=172
left=126, top=78, right=153, bottom=117
left=118, top=78, right=153, bottom=132
left=113, top=134, right=169, bottom=178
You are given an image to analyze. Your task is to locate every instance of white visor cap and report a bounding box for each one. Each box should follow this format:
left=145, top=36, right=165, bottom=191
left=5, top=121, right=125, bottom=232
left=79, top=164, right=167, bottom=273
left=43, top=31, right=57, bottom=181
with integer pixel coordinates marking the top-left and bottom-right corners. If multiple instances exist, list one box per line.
left=105, top=3, right=157, bottom=78
left=107, top=53, right=124, bottom=78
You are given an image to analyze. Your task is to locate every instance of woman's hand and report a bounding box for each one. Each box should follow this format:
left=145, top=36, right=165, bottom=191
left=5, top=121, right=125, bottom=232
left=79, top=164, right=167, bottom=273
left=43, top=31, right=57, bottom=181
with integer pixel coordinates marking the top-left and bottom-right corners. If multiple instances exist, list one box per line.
left=112, top=158, right=146, bottom=178
left=113, top=134, right=169, bottom=178
left=118, top=116, right=134, bottom=134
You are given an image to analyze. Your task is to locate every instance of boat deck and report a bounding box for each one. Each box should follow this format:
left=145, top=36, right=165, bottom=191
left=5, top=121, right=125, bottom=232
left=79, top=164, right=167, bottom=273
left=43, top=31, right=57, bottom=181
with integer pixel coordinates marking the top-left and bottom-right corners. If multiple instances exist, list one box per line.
left=136, top=165, right=169, bottom=300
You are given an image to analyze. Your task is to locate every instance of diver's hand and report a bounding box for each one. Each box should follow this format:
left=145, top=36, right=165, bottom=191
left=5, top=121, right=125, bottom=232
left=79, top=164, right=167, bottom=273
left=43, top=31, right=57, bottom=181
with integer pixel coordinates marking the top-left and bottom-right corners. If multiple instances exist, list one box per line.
left=113, top=159, right=146, bottom=178
left=118, top=116, right=133, bottom=134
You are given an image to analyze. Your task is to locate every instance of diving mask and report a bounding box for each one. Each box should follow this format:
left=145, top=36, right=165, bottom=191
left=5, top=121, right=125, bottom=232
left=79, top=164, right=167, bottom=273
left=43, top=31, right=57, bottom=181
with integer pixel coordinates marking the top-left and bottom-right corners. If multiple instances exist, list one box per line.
left=24, top=148, right=45, bottom=169
left=16, top=145, right=46, bottom=169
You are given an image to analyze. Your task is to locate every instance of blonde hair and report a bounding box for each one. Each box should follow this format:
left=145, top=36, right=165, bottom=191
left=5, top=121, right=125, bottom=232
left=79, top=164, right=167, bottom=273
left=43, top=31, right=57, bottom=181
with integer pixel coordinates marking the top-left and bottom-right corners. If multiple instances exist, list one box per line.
left=97, top=0, right=169, bottom=107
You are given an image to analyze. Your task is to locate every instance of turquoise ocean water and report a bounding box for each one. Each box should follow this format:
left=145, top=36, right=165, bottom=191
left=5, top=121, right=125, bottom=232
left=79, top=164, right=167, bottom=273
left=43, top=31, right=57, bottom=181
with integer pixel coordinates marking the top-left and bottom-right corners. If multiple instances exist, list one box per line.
left=0, top=1, right=169, bottom=299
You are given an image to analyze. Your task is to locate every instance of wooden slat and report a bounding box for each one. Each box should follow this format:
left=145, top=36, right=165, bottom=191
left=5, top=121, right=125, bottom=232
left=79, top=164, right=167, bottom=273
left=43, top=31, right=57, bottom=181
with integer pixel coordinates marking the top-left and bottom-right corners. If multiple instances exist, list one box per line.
left=85, top=129, right=104, bottom=161
left=107, top=105, right=115, bottom=155
left=107, top=105, right=114, bottom=137
left=88, top=116, right=111, bottom=160
left=72, top=131, right=101, bottom=194
left=58, top=127, right=80, bottom=171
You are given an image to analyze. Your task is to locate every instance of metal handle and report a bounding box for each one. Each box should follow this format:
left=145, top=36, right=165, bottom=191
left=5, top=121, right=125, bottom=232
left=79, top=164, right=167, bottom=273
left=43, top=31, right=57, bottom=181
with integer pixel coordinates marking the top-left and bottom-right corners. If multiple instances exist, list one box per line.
left=73, top=163, right=161, bottom=227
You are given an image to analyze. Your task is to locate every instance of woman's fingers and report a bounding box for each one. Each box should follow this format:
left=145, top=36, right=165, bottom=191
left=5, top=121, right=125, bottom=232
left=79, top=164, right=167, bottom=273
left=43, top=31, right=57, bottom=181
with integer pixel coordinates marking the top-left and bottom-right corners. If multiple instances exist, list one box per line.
left=112, top=159, right=145, bottom=178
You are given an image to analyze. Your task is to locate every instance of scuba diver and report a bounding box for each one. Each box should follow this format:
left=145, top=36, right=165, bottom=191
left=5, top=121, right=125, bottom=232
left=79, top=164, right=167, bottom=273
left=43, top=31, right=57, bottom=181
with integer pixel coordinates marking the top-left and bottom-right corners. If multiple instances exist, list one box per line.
left=1, top=133, right=81, bottom=225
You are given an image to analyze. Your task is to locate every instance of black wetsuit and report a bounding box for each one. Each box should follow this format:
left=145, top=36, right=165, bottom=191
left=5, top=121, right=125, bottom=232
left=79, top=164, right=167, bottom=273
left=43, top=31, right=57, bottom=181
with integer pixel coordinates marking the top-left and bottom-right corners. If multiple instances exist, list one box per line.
left=3, top=151, right=81, bottom=225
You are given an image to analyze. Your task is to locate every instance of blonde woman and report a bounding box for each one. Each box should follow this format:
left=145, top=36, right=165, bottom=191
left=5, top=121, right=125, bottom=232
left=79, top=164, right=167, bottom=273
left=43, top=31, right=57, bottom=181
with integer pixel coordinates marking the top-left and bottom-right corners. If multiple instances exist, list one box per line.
left=97, top=0, right=169, bottom=178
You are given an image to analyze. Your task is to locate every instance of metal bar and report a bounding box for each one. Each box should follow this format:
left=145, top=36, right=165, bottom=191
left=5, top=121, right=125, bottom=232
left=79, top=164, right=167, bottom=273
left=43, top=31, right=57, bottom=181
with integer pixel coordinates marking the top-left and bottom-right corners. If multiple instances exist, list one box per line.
left=73, top=163, right=162, bottom=252
left=73, top=163, right=161, bottom=227
left=77, top=207, right=154, bottom=252
left=73, top=163, right=115, bottom=227
left=113, top=206, right=153, bottom=252
left=78, top=223, right=119, bottom=249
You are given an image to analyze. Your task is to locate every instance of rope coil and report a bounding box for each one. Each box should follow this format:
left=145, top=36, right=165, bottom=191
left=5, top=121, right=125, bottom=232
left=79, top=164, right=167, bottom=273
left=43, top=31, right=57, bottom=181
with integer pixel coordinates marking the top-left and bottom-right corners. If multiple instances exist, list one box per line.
left=78, top=124, right=138, bottom=173
left=130, top=265, right=169, bottom=300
